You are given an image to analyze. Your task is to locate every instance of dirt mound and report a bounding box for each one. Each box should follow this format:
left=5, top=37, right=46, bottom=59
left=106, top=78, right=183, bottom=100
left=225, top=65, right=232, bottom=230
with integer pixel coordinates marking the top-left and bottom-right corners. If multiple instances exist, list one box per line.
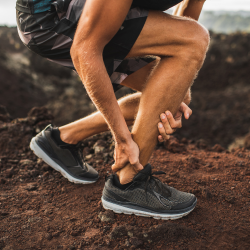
left=0, top=109, right=249, bottom=249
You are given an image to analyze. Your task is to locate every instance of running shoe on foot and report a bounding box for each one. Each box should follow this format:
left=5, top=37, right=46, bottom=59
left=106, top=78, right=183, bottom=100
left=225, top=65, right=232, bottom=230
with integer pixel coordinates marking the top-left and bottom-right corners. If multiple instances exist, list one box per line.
left=30, top=124, right=99, bottom=184
left=102, top=164, right=197, bottom=220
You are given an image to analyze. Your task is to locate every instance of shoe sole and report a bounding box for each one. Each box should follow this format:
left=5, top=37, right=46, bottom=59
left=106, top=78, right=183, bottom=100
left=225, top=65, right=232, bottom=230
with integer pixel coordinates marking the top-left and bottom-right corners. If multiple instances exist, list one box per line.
left=30, top=137, right=97, bottom=184
left=101, top=197, right=196, bottom=220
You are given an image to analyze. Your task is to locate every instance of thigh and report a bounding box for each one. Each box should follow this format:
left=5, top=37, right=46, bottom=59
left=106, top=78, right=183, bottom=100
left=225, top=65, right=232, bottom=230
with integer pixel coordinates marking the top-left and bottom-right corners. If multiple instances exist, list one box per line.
left=126, top=10, right=200, bottom=58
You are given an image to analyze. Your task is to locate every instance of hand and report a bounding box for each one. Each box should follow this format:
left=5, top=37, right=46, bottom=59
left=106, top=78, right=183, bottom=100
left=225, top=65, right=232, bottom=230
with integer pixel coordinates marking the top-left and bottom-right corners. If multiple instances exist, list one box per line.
left=112, top=139, right=143, bottom=173
left=158, top=102, right=192, bottom=142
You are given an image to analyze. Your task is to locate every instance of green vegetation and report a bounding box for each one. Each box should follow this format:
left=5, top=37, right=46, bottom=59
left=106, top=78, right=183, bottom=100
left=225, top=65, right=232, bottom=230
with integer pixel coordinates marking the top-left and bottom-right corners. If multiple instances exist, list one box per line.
left=199, top=11, right=250, bottom=33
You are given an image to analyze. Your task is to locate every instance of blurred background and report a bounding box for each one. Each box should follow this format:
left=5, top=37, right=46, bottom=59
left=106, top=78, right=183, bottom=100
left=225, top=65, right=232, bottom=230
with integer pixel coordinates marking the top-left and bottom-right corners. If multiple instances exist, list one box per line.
left=0, top=0, right=250, bottom=149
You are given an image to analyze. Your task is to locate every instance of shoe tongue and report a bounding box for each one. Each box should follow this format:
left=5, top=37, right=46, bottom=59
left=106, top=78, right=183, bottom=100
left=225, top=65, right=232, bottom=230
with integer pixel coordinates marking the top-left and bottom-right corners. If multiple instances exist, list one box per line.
left=133, top=163, right=152, bottom=182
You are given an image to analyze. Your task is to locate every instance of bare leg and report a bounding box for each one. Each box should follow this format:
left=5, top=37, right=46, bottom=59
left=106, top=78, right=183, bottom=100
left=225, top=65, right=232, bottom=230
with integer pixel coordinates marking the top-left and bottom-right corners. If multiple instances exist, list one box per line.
left=115, top=11, right=210, bottom=184
left=59, top=61, right=156, bottom=144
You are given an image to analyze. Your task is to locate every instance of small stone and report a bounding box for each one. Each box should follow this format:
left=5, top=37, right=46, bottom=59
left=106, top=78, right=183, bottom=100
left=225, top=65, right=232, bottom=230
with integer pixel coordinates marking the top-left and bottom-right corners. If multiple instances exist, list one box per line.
left=45, top=233, right=52, bottom=240
left=129, top=237, right=143, bottom=247
left=70, top=230, right=80, bottom=236
left=43, top=171, right=50, bottom=178
left=20, top=159, right=34, bottom=166
left=127, top=231, right=133, bottom=237
left=4, top=169, right=14, bottom=178
left=211, top=144, right=225, bottom=153
left=98, top=210, right=115, bottom=223
left=52, top=231, right=60, bottom=237
left=25, top=184, right=38, bottom=191
left=0, top=211, right=9, bottom=216
left=41, top=165, right=50, bottom=172
left=29, top=170, right=39, bottom=177
left=85, top=154, right=93, bottom=160
left=110, top=225, right=128, bottom=239
left=0, top=178, right=6, bottom=184
left=225, top=196, right=235, bottom=204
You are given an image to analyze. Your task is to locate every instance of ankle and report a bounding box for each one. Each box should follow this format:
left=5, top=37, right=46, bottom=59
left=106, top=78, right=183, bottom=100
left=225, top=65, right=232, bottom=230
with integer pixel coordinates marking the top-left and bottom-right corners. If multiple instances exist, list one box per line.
left=58, top=128, right=79, bottom=145
left=116, top=164, right=139, bottom=185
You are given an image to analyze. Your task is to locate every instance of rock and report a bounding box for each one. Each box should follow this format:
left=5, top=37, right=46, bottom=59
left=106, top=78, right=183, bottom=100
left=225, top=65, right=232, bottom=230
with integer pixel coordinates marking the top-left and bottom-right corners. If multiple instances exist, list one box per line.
left=98, top=210, right=115, bottom=223
left=43, top=171, right=50, bottom=178
left=52, top=231, right=61, bottom=237
left=244, top=133, right=250, bottom=149
left=0, top=211, right=9, bottom=216
left=195, top=139, right=208, bottom=149
left=110, top=225, right=128, bottom=239
left=211, top=144, right=225, bottom=153
left=27, top=107, right=54, bottom=125
left=45, top=233, right=52, bottom=240
left=0, top=178, right=6, bottom=184
left=0, top=105, right=11, bottom=122
left=164, top=137, right=186, bottom=153
left=147, top=222, right=196, bottom=242
left=70, top=230, right=80, bottom=236
left=4, top=169, right=14, bottom=178
left=85, top=154, right=93, bottom=160
left=41, top=165, right=50, bottom=171
left=19, top=159, right=34, bottom=167
left=225, top=196, right=235, bottom=204
left=93, top=140, right=106, bottom=154
left=129, top=237, right=143, bottom=247
left=25, top=184, right=37, bottom=191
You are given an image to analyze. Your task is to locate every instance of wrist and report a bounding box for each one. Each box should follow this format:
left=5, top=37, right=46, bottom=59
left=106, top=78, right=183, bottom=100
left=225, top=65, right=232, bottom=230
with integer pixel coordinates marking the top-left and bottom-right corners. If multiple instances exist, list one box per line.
left=114, top=131, right=132, bottom=145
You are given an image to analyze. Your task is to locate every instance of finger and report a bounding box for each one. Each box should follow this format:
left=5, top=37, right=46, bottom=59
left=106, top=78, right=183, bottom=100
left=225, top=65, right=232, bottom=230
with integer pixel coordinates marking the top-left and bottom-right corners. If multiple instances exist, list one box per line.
left=165, top=111, right=182, bottom=129
left=179, top=103, right=192, bottom=120
left=132, top=161, right=143, bottom=172
left=112, top=163, right=122, bottom=173
left=158, top=121, right=172, bottom=140
left=158, top=135, right=164, bottom=143
left=111, top=158, right=128, bottom=172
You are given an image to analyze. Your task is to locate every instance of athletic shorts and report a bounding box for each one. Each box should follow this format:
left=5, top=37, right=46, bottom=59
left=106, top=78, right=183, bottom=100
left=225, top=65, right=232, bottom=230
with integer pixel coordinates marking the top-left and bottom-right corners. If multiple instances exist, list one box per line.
left=16, top=0, right=155, bottom=92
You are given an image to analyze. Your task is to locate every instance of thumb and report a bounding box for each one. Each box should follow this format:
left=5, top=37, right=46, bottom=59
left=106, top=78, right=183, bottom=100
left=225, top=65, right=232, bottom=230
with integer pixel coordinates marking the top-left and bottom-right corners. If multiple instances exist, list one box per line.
left=132, top=161, right=143, bottom=172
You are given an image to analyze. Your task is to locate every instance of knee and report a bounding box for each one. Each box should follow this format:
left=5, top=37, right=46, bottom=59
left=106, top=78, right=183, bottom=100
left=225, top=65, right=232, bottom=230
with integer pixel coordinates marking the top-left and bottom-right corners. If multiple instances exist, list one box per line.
left=184, top=21, right=210, bottom=66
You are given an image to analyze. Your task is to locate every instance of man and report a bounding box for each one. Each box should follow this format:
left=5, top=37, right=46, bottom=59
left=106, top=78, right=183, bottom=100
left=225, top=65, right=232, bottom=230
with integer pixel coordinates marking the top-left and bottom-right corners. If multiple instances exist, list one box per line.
left=16, top=0, right=209, bottom=219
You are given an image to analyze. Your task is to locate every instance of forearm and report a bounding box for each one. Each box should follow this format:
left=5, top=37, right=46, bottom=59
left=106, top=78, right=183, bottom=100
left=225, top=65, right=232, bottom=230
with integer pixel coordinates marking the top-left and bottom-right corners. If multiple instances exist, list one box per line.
left=173, top=0, right=206, bottom=21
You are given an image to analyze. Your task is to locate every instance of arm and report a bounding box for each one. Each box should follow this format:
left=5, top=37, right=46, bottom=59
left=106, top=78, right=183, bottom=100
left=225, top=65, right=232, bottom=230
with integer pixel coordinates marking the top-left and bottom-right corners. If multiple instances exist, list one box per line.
left=173, top=0, right=206, bottom=21
left=71, top=0, right=142, bottom=171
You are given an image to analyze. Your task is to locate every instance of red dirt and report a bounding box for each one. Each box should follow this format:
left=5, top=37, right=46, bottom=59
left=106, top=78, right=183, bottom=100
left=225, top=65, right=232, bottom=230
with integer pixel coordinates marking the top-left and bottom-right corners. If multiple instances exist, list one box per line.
left=0, top=109, right=249, bottom=250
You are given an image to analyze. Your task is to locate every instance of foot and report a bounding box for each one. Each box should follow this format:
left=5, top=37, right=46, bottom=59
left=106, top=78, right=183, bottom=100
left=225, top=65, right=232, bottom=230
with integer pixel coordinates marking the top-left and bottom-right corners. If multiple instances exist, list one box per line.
left=30, top=124, right=99, bottom=184
left=102, top=164, right=197, bottom=220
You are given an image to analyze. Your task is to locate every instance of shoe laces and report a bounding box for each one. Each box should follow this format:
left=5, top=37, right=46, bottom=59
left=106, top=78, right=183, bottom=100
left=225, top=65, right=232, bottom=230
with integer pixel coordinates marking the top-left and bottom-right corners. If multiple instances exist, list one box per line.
left=138, top=170, right=171, bottom=201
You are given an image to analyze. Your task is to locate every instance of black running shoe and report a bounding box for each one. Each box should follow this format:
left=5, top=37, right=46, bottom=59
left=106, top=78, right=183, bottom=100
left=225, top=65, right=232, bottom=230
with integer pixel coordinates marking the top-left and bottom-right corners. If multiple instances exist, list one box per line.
left=30, top=125, right=99, bottom=184
left=102, top=164, right=197, bottom=220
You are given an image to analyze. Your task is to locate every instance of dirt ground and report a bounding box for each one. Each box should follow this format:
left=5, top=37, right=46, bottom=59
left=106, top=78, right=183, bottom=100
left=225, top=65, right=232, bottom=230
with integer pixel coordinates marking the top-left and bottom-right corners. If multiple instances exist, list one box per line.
left=0, top=109, right=249, bottom=250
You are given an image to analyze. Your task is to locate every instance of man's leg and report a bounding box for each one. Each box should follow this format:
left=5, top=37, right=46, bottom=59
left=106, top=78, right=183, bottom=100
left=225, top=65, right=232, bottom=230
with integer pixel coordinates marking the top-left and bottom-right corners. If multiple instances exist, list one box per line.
left=113, top=11, right=209, bottom=184
left=58, top=60, right=157, bottom=144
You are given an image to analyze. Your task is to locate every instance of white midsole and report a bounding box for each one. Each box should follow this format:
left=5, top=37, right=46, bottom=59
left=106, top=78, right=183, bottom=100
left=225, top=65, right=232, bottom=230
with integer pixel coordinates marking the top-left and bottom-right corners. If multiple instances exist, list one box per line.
left=30, top=137, right=96, bottom=184
left=101, top=197, right=195, bottom=220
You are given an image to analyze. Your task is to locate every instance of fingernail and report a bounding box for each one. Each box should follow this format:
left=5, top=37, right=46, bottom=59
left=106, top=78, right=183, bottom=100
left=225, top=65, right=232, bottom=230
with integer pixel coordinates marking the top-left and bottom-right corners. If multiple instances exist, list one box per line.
left=158, top=123, right=163, bottom=128
left=186, top=114, right=189, bottom=119
left=166, top=112, right=170, bottom=116
left=161, top=114, right=166, bottom=119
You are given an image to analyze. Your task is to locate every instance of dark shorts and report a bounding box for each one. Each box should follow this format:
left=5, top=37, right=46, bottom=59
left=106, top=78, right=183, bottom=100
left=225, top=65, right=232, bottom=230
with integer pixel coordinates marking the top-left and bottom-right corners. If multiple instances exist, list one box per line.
left=16, top=0, right=155, bottom=92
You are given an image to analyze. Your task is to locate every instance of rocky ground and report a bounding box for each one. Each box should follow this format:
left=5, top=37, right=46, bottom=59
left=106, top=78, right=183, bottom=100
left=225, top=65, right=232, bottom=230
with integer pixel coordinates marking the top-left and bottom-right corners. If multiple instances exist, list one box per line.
left=1, top=27, right=250, bottom=249
left=0, top=107, right=250, bottom=250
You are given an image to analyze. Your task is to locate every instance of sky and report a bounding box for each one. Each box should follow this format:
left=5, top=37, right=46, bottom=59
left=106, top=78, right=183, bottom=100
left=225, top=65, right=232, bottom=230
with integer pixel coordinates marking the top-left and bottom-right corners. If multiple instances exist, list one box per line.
left=1, top=0, right=250, bottom=26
